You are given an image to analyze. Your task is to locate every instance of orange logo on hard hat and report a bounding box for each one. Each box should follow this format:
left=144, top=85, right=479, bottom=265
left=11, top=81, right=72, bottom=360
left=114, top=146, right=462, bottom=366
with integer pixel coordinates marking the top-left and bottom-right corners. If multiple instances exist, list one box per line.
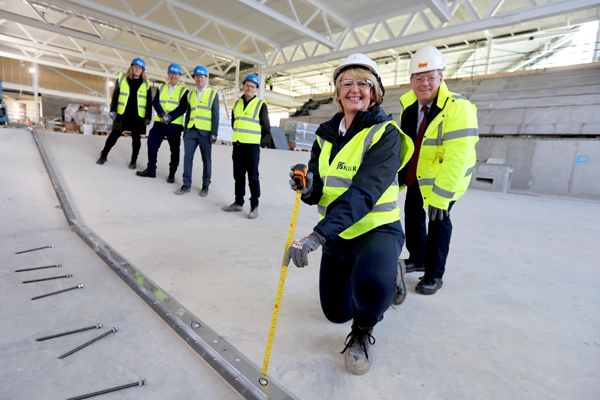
left=418, top=62, right=428, bottom=69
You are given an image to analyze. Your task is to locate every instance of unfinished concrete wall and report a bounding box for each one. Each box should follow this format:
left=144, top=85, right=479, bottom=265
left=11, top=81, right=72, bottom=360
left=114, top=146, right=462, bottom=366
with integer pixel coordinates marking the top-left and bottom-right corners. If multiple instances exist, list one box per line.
left=41, top=94, right=104, bottom=121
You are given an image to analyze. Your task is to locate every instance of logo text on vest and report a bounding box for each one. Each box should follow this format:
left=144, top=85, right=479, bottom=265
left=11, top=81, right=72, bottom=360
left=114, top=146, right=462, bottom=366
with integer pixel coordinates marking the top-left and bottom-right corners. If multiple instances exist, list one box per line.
left=337, top=162, right=357, bottom=172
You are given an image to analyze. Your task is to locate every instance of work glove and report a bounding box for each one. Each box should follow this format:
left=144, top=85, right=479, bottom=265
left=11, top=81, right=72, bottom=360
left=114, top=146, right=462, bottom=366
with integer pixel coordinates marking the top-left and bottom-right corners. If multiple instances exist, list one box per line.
left=144, top=119, right=151, bottom=126
left=210, top=134, right=217, bottom=144
left=284, top=232, right=325, bottom=268
left=428, top=205, right=449, bottom=221
left=161, top=113, right=172, bottom=124
left=289, top=164, right=313, bottom=197
left=109, top=111, right=117, bottom=121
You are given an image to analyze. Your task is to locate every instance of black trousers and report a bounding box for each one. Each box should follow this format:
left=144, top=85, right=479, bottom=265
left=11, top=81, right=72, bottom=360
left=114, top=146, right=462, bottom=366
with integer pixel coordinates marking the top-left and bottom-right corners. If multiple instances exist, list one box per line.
left=100, top=121, right=146, bottom=162
left=319, top=230, right=401, bottom=328
left=146, top=123, right=183, bottom=173
left=232, top=143, right=260, bottom=208
left=404, top=183, right=454, bottom=279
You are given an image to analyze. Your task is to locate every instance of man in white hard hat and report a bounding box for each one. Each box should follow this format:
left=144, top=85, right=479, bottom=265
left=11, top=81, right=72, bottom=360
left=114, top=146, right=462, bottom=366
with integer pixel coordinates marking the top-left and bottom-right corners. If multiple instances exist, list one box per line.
left=396, top=46, right=478, bottom=296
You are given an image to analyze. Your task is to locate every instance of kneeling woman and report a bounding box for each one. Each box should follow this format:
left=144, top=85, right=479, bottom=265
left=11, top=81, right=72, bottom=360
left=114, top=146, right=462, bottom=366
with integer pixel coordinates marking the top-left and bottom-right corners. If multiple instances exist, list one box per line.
left=285, top=54, right=413, bottom=375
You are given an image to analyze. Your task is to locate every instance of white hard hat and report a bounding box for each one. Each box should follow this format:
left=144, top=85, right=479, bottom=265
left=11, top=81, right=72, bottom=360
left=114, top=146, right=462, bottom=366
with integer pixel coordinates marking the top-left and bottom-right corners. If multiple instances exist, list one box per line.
left=409, top=46, right=446, bottom=75
left=333, top=53, right=380, bottom=82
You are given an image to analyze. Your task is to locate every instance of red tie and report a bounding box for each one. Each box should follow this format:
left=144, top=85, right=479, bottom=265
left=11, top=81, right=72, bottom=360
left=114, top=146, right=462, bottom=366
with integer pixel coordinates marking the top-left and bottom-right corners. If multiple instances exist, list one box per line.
left=406, top=106, right=428, bottom=187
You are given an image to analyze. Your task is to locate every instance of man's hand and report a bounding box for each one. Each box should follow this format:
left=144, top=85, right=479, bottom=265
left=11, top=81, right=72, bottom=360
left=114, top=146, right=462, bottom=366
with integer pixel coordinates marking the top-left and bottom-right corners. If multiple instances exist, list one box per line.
left=109, top=111, right=117, bottom=121
left=284, top=232, right=325, bottom=268
left=161, top=114, right=172, bottom=124
left=210, top=134, right=217, bottom=144
left=288, top=164, right=313, bottom=196
left=144, top=119, right=151, bottom=126
left=428, top=205, right=449, bottom=221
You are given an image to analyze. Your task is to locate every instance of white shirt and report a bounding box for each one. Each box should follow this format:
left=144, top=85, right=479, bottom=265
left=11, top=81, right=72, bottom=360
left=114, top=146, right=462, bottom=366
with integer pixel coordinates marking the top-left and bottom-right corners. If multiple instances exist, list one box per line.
left=167, top=82, right=180, bottom=97
left=196, top=86, right=207, bottom=103
left=416, top=100, right=433, bottom=135
left=338, top=117, right=348, bottom=137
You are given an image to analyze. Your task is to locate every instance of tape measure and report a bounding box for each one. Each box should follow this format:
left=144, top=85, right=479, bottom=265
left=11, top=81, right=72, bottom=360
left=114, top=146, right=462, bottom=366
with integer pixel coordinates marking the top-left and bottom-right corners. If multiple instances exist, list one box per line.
left=261, top=186, right=303, bottom=381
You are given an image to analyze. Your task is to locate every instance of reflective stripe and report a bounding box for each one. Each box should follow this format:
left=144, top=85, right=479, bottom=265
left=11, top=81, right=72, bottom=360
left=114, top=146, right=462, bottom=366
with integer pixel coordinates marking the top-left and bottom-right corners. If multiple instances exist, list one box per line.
left=443, top=128, right=479, bottom=141
left=325, top=176, right=352, bottom=188
left=119, top=92, right=129, bottom=96
left=437, top=123, right=443, bottom=146
left=166, top=100, right=179, bottom=105
left=361, top=122, right=386, bottom=162
left=418, top=178, right=435, bottom=186
left=193, top=116, right=211, bottom=122
left=432, top=184, right=455, bottom=199
left=392, top=176, right=399, bottom=186
left=465, top=165, right=474, bottom=177
left=237, top=117, right=259, bottom=123
left=423, top=138, right=437, bottom=146
left=452, top=94, right=468, bottom=101
left=318, top=137, right=325, bottom=148
left=138, top=95, right=146, bottom=99
left=138, top=105, right=145, bottom=109
left=371, top=201, right=398, bottom=212
left=235, top=128, right=261, bottom=135
left=194, top=105, right=212, bottom=111
left=117, top=102, right=125, bottom=106
left=118, top=74, right=125, bottom=87
left=253, top=100, right=263, bottom=119
left=318, top=205, right=326, bottom=216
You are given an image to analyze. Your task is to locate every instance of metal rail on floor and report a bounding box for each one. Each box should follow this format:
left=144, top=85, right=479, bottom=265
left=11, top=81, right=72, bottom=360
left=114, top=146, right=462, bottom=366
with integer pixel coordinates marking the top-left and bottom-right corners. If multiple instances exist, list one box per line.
left=30, top=128, right=296, bottom=400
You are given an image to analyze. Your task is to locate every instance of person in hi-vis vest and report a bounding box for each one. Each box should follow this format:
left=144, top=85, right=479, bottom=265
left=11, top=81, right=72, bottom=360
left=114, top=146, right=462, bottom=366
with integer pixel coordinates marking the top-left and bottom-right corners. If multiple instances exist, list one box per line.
left=174, top=66, right=219, bottom=197
left=97, top=58, right=152, bottom=169
left=284, top=54, right=414, bottom=375
left=136, top=63, right=189, bottom=183
left=222, top=74, right=270, bottom=219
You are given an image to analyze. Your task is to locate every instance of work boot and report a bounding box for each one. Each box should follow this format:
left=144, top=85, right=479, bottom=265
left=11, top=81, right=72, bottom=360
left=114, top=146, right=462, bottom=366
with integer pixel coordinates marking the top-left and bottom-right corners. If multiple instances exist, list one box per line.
left=128, top=161, right=136, bottom=170
left=403, top=258, right=425, bottom=273
left=222, top=203, right=243, bottom=212
left=174, top=185, right=190, bottom=195
left=136, top=169, right=156, bottom=178
left=248, top=207, right=258, bottom=219
left=96, top=152, right=107, bottom=165
left=415, top=276, right=443, bottom=295
left=199, top=186, right=209, bottom=197
left=393, top=258, right=407, bottom=305
left=341, top=325, right=375, bottom=375
left=167, top=171, right=175, bottom=184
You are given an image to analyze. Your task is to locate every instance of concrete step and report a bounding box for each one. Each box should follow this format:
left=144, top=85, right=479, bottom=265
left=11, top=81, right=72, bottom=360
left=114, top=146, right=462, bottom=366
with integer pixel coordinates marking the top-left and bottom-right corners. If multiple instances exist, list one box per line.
left=470, top=84, right=600, bottom=101
left=474, top=93, right=600, bottom=110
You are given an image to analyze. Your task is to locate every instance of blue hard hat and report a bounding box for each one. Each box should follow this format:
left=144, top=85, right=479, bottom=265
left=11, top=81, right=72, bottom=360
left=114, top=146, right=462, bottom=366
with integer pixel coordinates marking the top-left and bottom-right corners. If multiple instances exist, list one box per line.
left=192, top=66, right=208, bottom=77
left=131, top=58, right=146, bottom=69
left=243, top=74, right=259, bottom=87
left=167, top=63, right=182, bottom=75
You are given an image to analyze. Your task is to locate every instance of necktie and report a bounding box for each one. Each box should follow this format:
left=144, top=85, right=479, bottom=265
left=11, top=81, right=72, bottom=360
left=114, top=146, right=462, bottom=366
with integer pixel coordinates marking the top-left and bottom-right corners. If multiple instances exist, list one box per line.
left=406, top=106, right=428, bottom=187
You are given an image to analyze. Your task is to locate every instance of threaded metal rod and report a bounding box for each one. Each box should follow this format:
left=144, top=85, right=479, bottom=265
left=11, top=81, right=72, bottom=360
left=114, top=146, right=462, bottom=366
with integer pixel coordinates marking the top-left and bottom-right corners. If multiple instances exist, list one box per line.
left=15, top=245, right=53, bottom=254
left=23, top=274, right=72, bottom=284
left=15, top=264, right=61, bottom=272
left=66, top=379, right=146, bottom=400
left=58, top=327, right=118, bottom=359
left=36, top=324, right=102, bottom=342
left=31, top=284, right=83, bottom=300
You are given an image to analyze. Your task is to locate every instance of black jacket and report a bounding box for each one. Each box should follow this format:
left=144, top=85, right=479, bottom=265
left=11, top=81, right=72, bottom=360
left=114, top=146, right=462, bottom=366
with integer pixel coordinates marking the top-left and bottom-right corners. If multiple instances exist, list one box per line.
left=303, top=106, right=405, bottom=243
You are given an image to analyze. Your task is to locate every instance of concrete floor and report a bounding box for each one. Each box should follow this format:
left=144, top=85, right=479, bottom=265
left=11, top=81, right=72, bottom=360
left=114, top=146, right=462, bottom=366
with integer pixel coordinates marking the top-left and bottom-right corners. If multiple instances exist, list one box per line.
left=2, top=128, right=599, bottom=399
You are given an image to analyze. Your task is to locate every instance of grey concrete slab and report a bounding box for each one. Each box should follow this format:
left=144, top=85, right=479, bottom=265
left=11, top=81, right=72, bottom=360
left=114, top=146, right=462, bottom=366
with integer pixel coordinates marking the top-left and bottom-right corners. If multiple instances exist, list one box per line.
left=4, top=128, right=600, bottom=400
left=0, top=129, right=241, bottom=400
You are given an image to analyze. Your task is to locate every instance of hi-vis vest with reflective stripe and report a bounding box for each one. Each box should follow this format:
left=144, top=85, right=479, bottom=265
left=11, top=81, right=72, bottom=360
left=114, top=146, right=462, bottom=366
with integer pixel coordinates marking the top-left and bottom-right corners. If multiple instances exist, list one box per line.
left=232, top=97, right=266, bottom=144
left=399, top=81, right=478, bottom=210
left=154, top=83, right=187, bottom=125
left=116, top=72, right=149, bottom=118
left=317, top=120, right=414, bottom=240
left=187, top=87, right=216, bottom=130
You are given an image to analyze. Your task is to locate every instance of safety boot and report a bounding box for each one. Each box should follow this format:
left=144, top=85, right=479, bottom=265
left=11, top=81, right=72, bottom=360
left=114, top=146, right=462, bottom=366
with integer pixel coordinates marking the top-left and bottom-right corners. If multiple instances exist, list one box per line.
left=128, top=161, right=136, bottom=170
left=136, top=169, right=156, bottom=178
left=174, top=185, right=190, bottom=195
left=199, top=186, right=209, bottom=197
left=96, top=152, right=107, bottom=165
left=167, top=170, right=176, bottom=183
left=248, top=207, right=258, bottom=219
left=342, top=325, right=375, bottom=375
left=403, top=258, right=425, bottom=273
left=222, top=203, right=243, bottom=212
left=393, top=258, right=407, bottom=305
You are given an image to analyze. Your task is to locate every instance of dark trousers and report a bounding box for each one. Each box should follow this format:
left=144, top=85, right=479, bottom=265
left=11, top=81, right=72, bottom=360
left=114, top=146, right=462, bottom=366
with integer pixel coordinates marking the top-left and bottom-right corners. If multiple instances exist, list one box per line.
left=404, top=183, right=454, bottom=279
left=232, top=143, right=260, bottom=208
left=182, top=128, right=212, bottom=188
left=100, top=122, right=145, bottom=162
left=319, top=231, right=401, bottom=328
left=146, top=123, right=183, bottom=173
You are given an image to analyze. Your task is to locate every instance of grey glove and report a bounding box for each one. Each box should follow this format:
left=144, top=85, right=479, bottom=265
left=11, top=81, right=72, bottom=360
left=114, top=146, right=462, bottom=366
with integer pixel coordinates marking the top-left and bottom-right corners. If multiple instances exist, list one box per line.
left=144, top=118, right=151, bottom=126
left=109, top=111, right=117, bottom=121
left=210, top=134, right=217, bottom=144
left=428, top=205, right=449, bottom=221
left=161, top=113, right=172, bottom=124
left=288, top=164, right=313, bottom=196
left=284, top=232, right=325, bottom=268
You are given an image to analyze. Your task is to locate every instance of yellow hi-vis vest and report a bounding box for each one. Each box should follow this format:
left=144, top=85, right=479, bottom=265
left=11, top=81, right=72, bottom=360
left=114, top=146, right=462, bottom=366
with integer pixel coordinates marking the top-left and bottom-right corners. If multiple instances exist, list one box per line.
left=399, top=81, right=478, bottom=210
left=317, top=120, right=414, bottom=240
left=116, top=72, right=149, bottom=118
left=232, top=97, right=266, bottom=144
left=154, top=83, right=187, bottom=125
left=187, top=87, right=217, bottom=131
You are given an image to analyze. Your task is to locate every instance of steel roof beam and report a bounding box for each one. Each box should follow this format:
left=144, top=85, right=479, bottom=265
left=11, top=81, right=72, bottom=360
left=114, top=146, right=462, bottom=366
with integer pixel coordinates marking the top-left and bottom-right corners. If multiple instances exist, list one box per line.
left=423, top=0, right=453, bottom=23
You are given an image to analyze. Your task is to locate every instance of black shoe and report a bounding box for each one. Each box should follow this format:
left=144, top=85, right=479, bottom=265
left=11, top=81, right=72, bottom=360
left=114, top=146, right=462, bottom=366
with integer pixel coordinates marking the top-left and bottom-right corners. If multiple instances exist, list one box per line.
left=393, top=258, right=407, bottom=305
left=167, top=173, right=175, bottom=183
left=415, top=276, right=443, bottom=295
left=96, top=156, right=107, bottom=165
left=199, top=186, right=209, bottom=197
left=403, top=258, right=425, bottom=273
left=174, top=185, right=190, bottom=195
left=341, top=325, right=375, bottom=375
left=128, top=162, right=136, bottom=170
left=136, top=169, right=156, bottom=178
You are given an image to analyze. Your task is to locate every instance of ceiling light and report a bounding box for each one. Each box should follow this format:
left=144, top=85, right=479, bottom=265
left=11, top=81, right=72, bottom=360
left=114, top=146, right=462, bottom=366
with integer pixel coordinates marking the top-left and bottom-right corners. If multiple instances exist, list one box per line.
left=29, top=67, right=36, bottom=73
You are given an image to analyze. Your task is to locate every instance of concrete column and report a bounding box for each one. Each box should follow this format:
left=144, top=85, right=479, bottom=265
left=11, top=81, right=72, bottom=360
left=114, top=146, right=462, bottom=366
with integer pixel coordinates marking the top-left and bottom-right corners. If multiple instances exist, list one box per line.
left=258, top=65, right=265, bottom=100
left=234, top=59, right=240, bottom=95
left=105, top=77, right=112, bottom=107
left=32, top=62, right=39, bottom=124
left=486, top=38, right=493, bottom=75
left=289, top=74, right=293, bottom=96
left=394, top=55, right=400, bottom=86
left=594, top=20, right=600, bottom=63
